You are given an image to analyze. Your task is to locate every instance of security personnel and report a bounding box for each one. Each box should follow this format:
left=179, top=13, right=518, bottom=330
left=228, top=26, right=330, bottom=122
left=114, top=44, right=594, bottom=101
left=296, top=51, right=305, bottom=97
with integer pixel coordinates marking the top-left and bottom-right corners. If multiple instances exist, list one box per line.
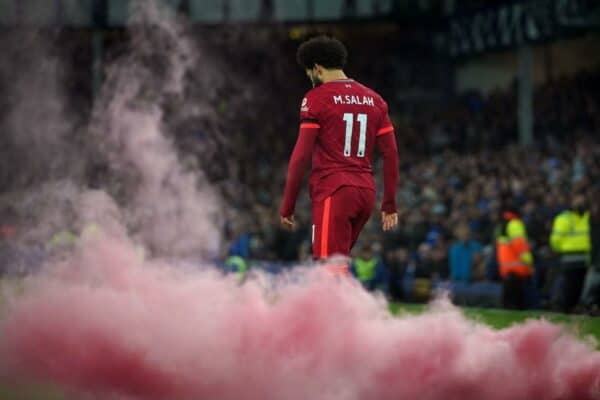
left=46, top=229, right=78, bottom=251
left=550, top=193, right=591, bottom=312
left=496, top=209, right=534, bottom=309
left=225, top=254, right=248, bottom=283
left=350, top=242, right=387, bottom=292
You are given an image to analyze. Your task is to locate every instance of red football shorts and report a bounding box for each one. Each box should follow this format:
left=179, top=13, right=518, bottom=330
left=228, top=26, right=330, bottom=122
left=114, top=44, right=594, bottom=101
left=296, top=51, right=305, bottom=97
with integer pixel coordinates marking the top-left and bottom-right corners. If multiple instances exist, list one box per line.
left=311, top=186, right=375, bottom=259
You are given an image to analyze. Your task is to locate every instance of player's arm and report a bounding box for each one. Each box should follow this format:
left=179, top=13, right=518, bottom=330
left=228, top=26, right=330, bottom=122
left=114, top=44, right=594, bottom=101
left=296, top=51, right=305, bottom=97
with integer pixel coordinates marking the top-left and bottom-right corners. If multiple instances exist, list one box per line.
left=280, top=93, right=322, bottom=229
left=280, top=123, right=319, bottom=229
left=375, top=101, right=399, bottom=232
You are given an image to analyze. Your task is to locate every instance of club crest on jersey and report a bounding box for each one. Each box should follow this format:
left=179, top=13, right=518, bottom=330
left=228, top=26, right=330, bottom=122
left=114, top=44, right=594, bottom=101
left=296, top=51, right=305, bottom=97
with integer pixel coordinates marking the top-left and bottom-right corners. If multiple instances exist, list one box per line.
left=333, top=95, right=374, bottom=106
left=300, top=97, right=309, bottom=112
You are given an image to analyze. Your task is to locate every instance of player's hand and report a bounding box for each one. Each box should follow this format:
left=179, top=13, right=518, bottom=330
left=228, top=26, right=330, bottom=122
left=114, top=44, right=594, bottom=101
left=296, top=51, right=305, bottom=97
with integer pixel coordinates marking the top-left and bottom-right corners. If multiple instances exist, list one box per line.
left=281, top=215, right=295, bottom=230
left=381, top=212, right=398, bottom=232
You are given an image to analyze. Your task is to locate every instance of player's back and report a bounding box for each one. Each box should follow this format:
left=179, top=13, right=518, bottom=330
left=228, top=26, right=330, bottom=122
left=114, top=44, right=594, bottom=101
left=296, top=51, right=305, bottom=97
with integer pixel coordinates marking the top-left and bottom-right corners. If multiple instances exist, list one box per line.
left=301, top=79, right=393, bottom=201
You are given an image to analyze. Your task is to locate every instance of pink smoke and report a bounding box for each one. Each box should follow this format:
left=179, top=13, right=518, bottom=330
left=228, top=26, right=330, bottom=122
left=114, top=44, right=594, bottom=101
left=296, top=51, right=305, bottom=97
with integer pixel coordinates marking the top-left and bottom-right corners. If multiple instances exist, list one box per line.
left=1, top=2, right=599, bottom=399
left=91, top=0, right=222, bottom=260
left=0, top=237, right=599, bottom=400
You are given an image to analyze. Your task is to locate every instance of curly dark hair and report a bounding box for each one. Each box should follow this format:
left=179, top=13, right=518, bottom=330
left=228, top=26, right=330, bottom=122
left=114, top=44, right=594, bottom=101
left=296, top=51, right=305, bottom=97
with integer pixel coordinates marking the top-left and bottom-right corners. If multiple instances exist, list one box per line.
left=296, top=35, right=348, bottom=70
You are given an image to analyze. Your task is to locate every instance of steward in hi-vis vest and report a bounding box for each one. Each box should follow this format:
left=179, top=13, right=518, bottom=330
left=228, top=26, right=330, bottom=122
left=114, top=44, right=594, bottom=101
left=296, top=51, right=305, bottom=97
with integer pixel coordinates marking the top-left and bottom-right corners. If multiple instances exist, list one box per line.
left=496, top=210, right=533, bottom=310
left=550, top=193, right=591, bottom=312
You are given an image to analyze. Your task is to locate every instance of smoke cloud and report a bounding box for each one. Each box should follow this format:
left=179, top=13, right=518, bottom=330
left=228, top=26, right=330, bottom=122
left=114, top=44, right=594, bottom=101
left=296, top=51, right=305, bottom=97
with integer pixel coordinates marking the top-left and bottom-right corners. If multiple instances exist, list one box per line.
left=0, top=1, right=599, bottom=400
left=87, top=0, right=222, bottom=259
left=0, top=30, right=83, bottom=190
left=0, top=237, right=599, bottom=400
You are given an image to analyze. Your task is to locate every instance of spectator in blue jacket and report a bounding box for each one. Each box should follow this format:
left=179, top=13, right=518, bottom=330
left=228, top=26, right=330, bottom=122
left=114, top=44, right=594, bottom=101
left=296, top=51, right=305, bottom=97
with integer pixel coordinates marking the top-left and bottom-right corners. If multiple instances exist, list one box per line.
left=449, top=223, right=484, bottom=282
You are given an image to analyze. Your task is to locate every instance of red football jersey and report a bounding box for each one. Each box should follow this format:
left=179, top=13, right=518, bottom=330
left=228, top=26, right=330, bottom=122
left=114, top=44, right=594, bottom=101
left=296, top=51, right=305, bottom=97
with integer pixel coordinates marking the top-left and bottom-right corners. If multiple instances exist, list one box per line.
left=280, top=78, right=398, bottom=219
left=300, top=79, right=394, bottom=202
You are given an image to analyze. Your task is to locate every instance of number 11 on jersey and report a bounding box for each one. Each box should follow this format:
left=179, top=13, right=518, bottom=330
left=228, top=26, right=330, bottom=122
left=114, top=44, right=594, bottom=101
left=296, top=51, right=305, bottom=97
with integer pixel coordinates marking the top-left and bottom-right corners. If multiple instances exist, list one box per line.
left=343, top=113, right=367, bottom=158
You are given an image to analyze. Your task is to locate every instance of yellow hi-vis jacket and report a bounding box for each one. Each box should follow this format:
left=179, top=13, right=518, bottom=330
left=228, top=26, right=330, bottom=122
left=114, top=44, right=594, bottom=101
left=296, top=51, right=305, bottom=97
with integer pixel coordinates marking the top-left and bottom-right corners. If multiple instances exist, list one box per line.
left=550, top=210, right=590, bottom=263
left=496, top=218, right=533, bottom=278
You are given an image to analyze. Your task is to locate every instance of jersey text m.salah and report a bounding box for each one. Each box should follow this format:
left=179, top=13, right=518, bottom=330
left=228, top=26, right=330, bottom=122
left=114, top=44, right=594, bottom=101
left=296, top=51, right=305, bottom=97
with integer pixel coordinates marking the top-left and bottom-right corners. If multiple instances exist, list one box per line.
left=280, top=79, right=399, bottom=218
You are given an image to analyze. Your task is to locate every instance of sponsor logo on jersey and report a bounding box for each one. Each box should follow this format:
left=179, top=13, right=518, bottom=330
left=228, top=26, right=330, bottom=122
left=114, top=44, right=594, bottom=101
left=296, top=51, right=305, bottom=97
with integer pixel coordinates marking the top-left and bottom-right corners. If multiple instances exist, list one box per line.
left=333, top=95, right=375, bottom=106
left=301, top=97, right=309, bottom=112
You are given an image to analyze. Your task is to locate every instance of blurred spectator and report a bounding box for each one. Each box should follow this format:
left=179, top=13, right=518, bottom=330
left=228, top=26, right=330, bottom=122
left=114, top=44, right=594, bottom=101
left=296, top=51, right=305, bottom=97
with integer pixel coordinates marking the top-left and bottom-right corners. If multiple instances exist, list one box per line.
left=496, top=208, right=534, bottom=310
left=385, top=247, right=411, bottom=301
left=350, top=242, right=388, bottom=293
left=550, top=193, right=591, bottom=312
left=228, top=218, right=252, bottom=259
left=271, top=212, right=310, bottom=262
left=449, top=223, right=483, bottom=283
left=225, top=254, right=248, bottom=282
left=580, top=189, right=600, bottom=312
left=297, top=240, right=312, bottom=263
left=415, top=242, right=435, bottom=279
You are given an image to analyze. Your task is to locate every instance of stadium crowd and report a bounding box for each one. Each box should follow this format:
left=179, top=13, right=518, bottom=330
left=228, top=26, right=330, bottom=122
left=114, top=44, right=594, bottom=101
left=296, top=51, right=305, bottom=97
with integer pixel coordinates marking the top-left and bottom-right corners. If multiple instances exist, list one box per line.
left=224, top=62, right=600, bottom=312
left=0, top=28, right=598, bottom=312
